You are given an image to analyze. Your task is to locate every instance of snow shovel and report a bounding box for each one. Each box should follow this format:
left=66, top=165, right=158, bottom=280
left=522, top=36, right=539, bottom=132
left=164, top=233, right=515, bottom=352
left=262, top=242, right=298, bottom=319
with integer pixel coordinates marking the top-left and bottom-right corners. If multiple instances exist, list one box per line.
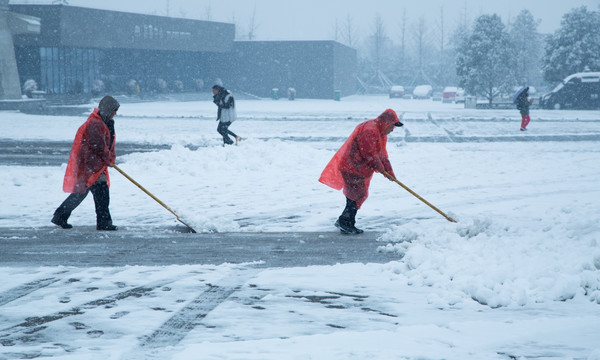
left=384, top=171, right=457, bottom=223
left=110, top=164, right=197, bottom=233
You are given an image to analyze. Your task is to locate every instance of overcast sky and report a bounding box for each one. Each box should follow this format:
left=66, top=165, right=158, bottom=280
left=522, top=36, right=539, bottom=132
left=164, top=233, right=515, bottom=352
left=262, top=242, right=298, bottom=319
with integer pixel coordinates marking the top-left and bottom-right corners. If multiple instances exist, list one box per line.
left=13, top=0, right=600, bottom=40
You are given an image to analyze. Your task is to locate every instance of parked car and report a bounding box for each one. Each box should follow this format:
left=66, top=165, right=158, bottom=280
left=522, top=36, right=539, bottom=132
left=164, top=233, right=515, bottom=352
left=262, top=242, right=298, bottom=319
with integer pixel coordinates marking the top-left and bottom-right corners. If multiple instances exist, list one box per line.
left=442, top=86, right=459, bottom=103
left=540, top=72, right=600, bottom=109
left=412, top=85, right=433, bottom=99
left=389, top=85, right=405, bottom=98
left=454, top=88, right=466, bottom=103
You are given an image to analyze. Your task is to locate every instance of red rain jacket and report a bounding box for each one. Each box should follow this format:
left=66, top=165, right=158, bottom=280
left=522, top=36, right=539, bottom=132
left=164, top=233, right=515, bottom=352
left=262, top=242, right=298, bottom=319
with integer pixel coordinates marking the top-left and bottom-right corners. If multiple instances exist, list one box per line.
left=319, top=109, right=398, bottom=207
left=63, top=109, right=116, bottom=193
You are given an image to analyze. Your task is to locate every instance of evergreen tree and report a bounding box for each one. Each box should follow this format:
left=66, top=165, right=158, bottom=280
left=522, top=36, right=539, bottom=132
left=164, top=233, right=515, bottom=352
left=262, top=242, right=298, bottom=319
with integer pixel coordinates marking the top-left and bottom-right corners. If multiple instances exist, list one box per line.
left=542, top=6, right=600, bottom=82
left=456, top=14, right=516, bottom=103
left=509, top=10, right=543, bottom=87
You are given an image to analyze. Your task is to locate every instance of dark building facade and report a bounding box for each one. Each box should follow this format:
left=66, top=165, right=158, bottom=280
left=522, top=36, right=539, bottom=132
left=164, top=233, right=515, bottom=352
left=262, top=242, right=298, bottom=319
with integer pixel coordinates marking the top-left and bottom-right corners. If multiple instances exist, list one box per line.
left=8, top=4, right=357, bottom=99
left=230, top=41, right=357, bottom=99
left=10, top=4, right=233, bottom=95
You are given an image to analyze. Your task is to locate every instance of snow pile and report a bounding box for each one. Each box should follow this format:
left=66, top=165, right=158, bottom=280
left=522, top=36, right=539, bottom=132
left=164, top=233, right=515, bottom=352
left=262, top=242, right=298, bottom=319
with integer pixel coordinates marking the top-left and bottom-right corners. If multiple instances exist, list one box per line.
left=378, top=211, right=600, bottom=308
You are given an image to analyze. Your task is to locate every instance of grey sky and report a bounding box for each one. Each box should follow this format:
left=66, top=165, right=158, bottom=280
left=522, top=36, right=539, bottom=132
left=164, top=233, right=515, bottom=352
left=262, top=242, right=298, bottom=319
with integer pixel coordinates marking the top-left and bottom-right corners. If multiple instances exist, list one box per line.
left=14, top=0, right=600, bottom=40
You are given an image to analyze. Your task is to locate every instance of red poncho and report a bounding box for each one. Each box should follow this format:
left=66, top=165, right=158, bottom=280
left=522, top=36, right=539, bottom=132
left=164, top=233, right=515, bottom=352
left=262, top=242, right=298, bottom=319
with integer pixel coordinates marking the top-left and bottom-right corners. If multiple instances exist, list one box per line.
left=63, top=109, right=116, bottom=193
left=319, top=109, right=398, bottom=208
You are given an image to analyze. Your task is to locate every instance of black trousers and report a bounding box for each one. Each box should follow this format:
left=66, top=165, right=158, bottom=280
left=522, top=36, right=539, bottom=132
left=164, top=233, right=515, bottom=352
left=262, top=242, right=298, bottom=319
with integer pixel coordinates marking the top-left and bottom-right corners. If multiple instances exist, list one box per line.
left=217, top=121, right=238, bottom=144
left=338, top=197, right=358, bottom=227
left=53, top=182, right=113, bottom=227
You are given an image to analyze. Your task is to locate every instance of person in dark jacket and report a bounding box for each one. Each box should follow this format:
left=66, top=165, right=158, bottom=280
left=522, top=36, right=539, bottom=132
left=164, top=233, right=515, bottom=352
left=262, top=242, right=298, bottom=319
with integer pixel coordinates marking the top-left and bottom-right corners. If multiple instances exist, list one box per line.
left=212, top=85, right=242, bottom=145
left=319, top=109, right=402, bottom=234
left=516, top=87, right=533, bottom=131
left=51, top=95, right=120, bottom=231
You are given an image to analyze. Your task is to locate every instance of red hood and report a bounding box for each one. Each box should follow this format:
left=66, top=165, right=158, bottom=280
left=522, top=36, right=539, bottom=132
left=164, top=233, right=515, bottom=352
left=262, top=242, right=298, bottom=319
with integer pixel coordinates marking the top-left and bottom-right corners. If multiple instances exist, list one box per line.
left=375, top=108, right=399, bottom=132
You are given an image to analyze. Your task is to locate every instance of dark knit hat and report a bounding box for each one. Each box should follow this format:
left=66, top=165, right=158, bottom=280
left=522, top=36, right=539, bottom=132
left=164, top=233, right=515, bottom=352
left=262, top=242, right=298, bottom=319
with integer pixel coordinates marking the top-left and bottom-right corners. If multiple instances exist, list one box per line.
left=98, top=96, right=120, bottom=118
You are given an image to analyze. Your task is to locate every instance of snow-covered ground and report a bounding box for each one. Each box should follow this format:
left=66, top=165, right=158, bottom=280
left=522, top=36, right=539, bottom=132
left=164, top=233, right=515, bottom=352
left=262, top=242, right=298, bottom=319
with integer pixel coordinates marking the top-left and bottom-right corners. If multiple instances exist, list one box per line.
left=1, top=95, right=599, bottom=359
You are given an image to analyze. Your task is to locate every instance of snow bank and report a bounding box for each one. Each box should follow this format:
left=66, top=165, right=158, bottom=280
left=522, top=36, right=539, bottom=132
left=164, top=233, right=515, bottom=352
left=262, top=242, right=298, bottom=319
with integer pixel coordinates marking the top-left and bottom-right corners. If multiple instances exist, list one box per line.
left=378, top=210, right=600, bottom=308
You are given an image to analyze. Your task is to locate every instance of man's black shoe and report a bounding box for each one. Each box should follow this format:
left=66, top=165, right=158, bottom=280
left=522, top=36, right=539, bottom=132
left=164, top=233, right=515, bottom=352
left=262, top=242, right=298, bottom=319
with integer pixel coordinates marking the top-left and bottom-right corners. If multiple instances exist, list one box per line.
left=97, top=224, right=118, bottom=231
left=335, top=220, right=354, bottom=234
left=350, top=225, right=364, bottom=234
left=51, top=216, right=73, bottom=229
left=335, top=220, right=364, bottom=235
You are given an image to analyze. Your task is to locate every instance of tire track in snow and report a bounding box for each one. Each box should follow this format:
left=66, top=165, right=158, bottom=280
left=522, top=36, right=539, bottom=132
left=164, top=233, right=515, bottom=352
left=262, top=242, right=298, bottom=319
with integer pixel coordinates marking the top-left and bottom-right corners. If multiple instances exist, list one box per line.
left=0, top=276, right=181, bottom=346
left=0, top=277, right=61, bottom=307
left=137, top=268, right=261, bottom=352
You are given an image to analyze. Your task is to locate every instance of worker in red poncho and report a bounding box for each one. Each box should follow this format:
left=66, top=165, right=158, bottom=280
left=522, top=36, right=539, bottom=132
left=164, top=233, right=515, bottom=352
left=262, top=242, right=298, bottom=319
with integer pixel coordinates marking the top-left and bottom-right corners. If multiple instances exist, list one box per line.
left=319, top=109, right=403, bottom=234
left=51, top=96, right=120, bottom=231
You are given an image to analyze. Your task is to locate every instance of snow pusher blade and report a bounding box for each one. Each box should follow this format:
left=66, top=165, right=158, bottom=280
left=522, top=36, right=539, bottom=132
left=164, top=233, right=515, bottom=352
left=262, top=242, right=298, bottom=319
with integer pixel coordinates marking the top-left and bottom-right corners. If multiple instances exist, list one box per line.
left=110, top=164, right=197, bottom=233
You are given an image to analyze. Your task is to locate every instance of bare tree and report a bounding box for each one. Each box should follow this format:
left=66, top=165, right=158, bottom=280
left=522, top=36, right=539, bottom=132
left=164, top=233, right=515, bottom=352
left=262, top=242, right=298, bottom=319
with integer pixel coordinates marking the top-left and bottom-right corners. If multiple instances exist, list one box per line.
left=371, top=14, right=387, bottom=73
left=414, top=17, right=428, bottom=70
left=247, top=3, right=259, bottom=40
left=204, top=1, right=212, bottom=21
left=409, top=16, right=436, bottom=87
left=399, top=9, right=407, bottom=65
left=332, top=18, right=339, bottom=42
left=439, top=6, right=445, bottom=58
left=436, top=6, right=448, bottom=85
left=341, top=15, right=360, bottom=48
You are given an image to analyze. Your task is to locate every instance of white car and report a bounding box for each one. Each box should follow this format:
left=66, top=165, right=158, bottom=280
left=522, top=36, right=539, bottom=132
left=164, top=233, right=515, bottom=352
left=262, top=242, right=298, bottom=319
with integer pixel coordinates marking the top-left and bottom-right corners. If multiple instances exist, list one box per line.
left=412, top=85, right=433, bottom=99
left=389, top=85, right=405, bottom=98
left=454, top=88, right=466, bottom=103
left=442, top=86, right=458, bottom=103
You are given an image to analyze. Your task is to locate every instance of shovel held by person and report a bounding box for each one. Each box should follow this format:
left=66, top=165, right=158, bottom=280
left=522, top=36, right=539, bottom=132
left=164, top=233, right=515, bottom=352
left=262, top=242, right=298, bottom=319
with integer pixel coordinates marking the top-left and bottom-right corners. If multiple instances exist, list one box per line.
left=110, top=164, right=197, bottom=233
left=384, top=171, right=457, bottom=223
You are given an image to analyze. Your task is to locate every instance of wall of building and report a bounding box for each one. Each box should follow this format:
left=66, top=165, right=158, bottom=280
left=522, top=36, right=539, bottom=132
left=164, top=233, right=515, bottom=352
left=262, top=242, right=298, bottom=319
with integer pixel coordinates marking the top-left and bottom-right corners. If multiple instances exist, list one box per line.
left=229, top=41, right=357, bottom=99
left=10, top=5, right=234, bottom=53
left=333, top=42, right=358, bottom=98
left=10, top=4, right=234, bottom=95
left=8, top=5, right=357, bottom=99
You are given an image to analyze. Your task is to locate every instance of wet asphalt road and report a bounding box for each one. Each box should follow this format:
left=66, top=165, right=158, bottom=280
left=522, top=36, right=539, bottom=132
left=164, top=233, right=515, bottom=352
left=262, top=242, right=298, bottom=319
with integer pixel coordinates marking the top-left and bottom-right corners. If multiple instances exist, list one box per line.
left=0, top=139, right=169, bottom=166
left=0, top=226, right=398, bottom=267
left=0, top=139, right=400, bottom=268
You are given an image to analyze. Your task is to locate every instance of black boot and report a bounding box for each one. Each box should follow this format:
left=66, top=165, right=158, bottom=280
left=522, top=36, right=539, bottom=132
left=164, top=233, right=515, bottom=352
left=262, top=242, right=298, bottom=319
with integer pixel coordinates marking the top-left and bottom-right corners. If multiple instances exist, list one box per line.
left=51, top=213, right=73, bottom=229
left=51, top=192, right=88, bottom=229
left=97, top=224, right=118, bottom=231
left=335, top=198, right=363, bottom=235
left=349, top=221, right=364, bottom=234
left=348, top=211, right=363, bottom=234
left=335, top=218, right=354, bottom=234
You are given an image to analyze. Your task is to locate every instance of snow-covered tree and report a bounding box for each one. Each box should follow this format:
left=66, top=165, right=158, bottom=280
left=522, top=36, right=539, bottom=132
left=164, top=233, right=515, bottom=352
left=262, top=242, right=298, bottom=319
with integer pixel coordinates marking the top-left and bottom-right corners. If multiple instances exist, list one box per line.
left=542, top=6, right=600, bottom=82
left=509, top=10, right=543, bottom=87
left=456, top=14, right=516, bottom=103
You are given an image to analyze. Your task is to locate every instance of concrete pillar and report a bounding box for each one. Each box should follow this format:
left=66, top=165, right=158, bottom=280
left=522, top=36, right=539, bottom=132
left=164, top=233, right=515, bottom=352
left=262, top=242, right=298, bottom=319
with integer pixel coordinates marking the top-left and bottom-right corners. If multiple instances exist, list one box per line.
left=0, top=0, right=22, bottom=99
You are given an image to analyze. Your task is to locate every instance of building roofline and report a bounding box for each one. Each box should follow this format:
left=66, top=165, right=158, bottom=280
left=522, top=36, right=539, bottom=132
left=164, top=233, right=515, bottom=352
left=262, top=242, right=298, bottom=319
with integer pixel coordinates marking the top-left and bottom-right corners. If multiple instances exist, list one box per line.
left=9, top=3, right=234, bottom=27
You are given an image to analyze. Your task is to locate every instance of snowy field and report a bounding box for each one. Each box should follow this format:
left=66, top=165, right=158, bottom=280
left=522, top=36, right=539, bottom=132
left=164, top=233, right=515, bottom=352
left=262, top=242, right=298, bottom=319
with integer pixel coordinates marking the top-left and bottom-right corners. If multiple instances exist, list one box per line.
left=1, top=95, right=600, bottom=359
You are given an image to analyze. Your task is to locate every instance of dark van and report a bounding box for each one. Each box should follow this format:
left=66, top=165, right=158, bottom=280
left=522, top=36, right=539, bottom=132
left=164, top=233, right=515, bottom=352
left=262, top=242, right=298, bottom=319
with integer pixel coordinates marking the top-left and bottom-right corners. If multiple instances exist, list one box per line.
left=540, top=72, right=600, bottom=109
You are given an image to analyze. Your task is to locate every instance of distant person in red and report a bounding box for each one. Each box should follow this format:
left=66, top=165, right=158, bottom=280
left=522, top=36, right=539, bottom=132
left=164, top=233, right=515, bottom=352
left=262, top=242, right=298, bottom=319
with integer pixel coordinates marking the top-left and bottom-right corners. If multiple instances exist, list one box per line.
left=516, top=87, right=533, bottom=131
left=319, top=109, right=403, bottom=234
left=51, top=96, right=120, bottom=231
